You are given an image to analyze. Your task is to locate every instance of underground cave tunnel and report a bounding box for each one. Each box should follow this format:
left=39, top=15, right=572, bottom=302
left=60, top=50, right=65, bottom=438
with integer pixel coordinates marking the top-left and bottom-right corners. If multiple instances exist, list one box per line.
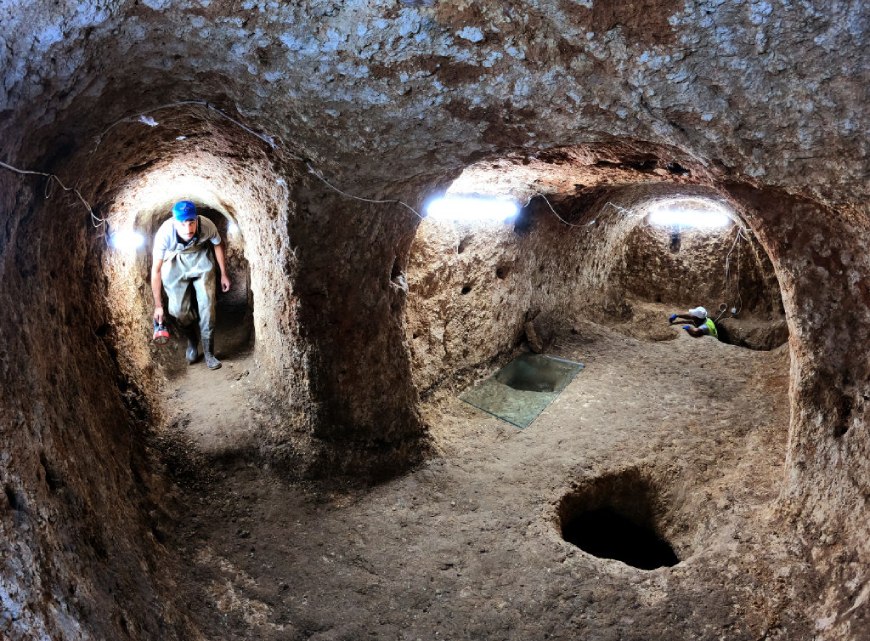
left=1, top=2, right=867, bottom=641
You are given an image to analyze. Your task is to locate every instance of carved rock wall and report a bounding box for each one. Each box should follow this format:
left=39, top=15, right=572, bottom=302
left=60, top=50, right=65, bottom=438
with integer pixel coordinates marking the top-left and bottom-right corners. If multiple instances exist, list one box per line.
left=620, top=221, right=782, bottom=319
left=0, top=176, right=194, bottom=639
left=0, top=0, right=866, bottom=639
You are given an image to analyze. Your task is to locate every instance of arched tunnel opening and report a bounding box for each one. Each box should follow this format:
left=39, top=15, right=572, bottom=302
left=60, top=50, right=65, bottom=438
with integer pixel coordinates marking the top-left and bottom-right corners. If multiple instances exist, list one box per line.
left=1, top=4, right=867, bottom=641
left=89, top=116, right=295, bottom=459
left=405, top=150, right=789, bottom=400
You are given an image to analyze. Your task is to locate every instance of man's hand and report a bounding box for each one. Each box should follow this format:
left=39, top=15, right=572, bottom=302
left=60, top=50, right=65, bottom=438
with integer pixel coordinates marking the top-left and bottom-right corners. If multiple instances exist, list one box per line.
left=213, top=244, right=231, bottom=293
left=154, top=306, right=164, bottom=325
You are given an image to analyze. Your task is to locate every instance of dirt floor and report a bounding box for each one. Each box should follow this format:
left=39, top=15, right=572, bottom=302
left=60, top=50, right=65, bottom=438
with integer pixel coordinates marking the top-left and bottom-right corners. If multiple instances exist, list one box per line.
left=158, top=303, right=260, bottom=460
left=153, top=309, right=802, bottom=641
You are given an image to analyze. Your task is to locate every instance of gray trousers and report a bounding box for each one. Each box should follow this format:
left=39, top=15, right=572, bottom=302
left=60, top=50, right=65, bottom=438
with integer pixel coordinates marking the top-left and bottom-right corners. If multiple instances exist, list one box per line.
left=161, top=246, right=217, bottom=341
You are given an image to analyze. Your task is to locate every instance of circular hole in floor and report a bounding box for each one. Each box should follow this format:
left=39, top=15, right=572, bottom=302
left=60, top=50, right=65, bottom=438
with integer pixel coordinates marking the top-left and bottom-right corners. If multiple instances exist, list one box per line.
left=558, top=469, right=679, bottom=571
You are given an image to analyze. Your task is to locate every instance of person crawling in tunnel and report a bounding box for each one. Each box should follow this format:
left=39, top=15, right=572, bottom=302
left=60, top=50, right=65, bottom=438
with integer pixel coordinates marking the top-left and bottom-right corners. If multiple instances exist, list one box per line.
left=669, top=306, right=718, bottom=339
left=151, top=200, right=232, bottom=370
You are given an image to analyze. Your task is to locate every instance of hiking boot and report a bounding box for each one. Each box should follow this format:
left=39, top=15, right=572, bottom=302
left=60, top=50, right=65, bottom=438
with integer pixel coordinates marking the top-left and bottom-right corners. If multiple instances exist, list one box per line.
left=202, top=338, right=221, bottom=370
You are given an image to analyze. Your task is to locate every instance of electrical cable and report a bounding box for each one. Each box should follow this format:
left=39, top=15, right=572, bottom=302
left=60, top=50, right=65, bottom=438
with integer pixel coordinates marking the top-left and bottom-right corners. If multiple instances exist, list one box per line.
left=535, top=192, right=634, bottom=227
left=602, top=201, right=636, bottom=217
left=306, top=163, right=423, bottom=220
left=534, top=189, right=750, bottom=325
left=92, top=100, right=206, bottom=153
left=91, top=99, right=295, bottom=157
left=0, top=159, right=102, bottom=227
left=92, top=101, right=429, bottom=222
left=7, top=100, right=698, bottom=238
left=534, top=192, right=585, bottom=227
left=717, top=224, right=747, bottom=321
left=5, top=98, right=429, bottom=234
left=734, top=228, right=743, bottom=315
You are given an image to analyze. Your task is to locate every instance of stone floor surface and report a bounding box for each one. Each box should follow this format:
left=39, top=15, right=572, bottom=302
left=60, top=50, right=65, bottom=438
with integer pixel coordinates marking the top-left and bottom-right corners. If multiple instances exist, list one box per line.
left=158, top=316, right=804, bottom=641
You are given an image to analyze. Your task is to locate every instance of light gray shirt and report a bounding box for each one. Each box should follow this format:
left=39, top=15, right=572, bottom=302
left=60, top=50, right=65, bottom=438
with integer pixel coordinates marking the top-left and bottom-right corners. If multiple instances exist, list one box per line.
left=152, top=216, right=221, bottom=261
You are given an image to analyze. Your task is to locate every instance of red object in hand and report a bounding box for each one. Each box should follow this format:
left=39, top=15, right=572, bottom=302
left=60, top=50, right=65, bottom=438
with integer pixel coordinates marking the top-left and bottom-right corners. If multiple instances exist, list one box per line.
left=153, top=321, right=170, bottom=345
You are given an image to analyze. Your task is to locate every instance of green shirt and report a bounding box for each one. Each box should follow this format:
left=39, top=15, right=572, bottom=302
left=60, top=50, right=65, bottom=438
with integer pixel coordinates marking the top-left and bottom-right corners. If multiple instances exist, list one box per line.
left=703, top=318, right=718, bottom=338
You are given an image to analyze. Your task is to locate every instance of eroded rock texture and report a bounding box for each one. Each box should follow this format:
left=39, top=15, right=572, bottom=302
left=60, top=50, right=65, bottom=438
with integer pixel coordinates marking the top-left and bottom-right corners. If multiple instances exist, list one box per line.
left=0, top=1, right=867, bottom=640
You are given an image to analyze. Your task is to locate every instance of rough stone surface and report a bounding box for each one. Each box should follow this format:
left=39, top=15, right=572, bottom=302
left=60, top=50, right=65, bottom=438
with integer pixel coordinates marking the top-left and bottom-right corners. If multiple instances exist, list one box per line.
left=524, top=320, right=545, bottom=353
left=1, top=1, right=867, bottom=640
left=620, top=220, right=782, bottom=319
left=719, top=316, right=790, bottom=351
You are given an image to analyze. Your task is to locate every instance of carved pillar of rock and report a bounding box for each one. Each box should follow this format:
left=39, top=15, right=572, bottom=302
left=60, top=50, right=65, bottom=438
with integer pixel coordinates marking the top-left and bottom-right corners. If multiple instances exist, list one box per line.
left=728, top=184, right=868, bottom=492
left=727, top=182, right=869, bottom=624
left=290, top=178, right=426, bottom=472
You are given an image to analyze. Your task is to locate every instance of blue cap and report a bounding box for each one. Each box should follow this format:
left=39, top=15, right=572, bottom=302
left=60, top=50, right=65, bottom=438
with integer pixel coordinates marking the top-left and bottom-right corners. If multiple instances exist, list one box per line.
left=172, top=201, right=197, bottom=221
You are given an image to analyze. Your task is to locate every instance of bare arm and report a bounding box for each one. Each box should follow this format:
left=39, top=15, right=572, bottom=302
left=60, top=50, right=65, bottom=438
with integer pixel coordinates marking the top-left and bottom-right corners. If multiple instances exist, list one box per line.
left=151, top=258, right=164, bottom=323
left=213, top=242, right=231, bottom=292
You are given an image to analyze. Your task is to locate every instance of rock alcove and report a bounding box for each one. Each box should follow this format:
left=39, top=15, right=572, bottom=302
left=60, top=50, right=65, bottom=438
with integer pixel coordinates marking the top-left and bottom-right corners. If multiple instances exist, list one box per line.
left=1, top=3, right=867, bottom=641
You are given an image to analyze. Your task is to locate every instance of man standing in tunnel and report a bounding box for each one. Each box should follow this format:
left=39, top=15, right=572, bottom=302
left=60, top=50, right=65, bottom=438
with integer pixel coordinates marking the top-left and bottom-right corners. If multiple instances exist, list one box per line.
left=151, top=200, right=231, bottom=370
